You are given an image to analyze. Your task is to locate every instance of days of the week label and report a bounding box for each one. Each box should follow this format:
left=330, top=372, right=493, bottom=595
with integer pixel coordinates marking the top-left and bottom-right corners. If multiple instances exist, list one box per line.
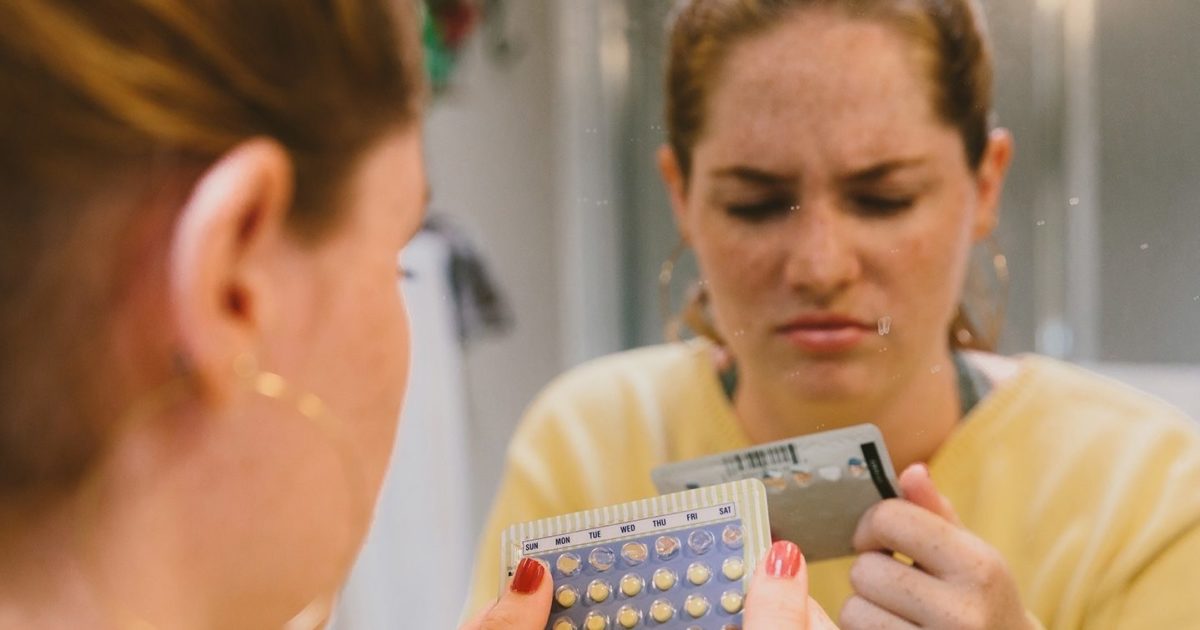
left=521, top=503, right=737, bottom=554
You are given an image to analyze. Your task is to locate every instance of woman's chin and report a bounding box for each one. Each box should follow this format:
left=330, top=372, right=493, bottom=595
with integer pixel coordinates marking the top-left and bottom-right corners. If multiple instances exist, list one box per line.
left=774, top=357, right=881, bottom=403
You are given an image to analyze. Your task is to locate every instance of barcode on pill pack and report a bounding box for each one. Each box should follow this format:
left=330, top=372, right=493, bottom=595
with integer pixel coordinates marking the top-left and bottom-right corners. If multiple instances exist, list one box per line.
left=721, top=444, right=798, bottom=474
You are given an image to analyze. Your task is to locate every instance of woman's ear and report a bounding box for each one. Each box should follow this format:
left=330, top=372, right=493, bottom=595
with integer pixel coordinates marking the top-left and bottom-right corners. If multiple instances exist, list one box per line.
left=168, top=138, right=294, bottom=404
left=657, top=144, right=692, bottom=243
left=972, top=128, right=1014, bottom=241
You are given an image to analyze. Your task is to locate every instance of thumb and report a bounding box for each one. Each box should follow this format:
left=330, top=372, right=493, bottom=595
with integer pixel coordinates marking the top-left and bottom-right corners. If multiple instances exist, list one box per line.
left=460, top=558, right=553, bottom=630
left=743, top=541, right=837, bottom=629
left=899, top=462, right=961, bottom=526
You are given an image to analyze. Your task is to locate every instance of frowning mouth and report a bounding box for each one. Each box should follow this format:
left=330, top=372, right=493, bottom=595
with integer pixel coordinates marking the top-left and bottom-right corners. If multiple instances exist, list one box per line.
left=775, top=314, right=874, bottom=354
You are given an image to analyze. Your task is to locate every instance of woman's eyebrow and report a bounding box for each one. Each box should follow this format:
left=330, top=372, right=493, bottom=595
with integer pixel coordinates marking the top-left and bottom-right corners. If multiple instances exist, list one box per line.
left=709, top=165, right=792, bottom=185
left=842, top=157, right=929, bottom=183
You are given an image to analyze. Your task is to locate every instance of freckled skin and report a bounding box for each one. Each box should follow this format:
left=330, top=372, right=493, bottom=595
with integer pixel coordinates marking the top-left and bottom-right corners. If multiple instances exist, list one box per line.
left=682, top=12, right=982, bottom=406
left=661, top=7, right=1028, bottom=629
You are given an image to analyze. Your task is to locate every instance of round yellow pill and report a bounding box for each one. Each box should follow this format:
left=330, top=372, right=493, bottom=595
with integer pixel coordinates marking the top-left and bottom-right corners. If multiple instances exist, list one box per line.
left=552, top=618, right=577, bottom=630
left=555, top=585, right=580, bottom=608
left=684, top=594, right=711, bottom=619
left=584, top=612, right=609, bottom=630
left=616, top=606, right=641, bottom=629
left=556, top=552, right=582, bottom=577
left=652, top=567, right=677, bottom=591
left=620, top=573, right=644, bottom=597
left=649, top=599, right=676, bottom=624
left=687, top=561, right=712, bottom=586
left=588, top=579, right=612, bottom=604
left=722, top=556, right=746, bottom=581
left=720, top=589, right=745, bottom=614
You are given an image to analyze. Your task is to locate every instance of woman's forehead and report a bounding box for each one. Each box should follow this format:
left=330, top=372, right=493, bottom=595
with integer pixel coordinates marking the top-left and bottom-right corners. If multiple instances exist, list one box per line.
left=697, top=15, right=947, bottom=167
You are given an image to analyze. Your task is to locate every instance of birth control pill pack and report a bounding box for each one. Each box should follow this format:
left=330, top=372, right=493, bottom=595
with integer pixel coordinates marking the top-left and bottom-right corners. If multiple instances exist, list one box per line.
left=652, top=424, right=899, bottom=562
left=500, top=479, right=770, bottom=630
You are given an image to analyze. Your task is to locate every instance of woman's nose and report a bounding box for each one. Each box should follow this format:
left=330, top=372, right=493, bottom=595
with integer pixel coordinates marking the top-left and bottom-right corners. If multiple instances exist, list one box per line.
left=781, top=202, right=861, bottom=300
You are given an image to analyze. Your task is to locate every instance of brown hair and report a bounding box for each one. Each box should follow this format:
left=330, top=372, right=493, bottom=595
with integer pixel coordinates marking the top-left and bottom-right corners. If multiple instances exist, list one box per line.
left=664, top=0, right=1001, bottom=351
left=0, top=0, right=424, bottom=499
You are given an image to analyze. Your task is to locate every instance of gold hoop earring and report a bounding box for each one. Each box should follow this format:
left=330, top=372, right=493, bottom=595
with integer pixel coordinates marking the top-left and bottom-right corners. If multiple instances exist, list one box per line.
left=658, top=240, right=690, bottom=342
left=233, top=352, right=369, bottom=630
left=658, top=239, right=726, bottom=345
left=954, top=235, right=1010, bottom=350
left=75, top=353, right=368, bottom=630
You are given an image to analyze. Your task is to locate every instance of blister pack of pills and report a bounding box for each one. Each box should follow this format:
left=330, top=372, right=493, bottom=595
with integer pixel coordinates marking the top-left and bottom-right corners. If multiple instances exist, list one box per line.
left=652, top=424, right=899, bottom=561
left=500, top=479, right=770, bottom=630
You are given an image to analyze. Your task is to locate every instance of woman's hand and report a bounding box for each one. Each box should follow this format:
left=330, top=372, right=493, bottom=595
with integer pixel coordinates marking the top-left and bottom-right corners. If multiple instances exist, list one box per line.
left=463, top=541, right=837, bottom=629
left=841, top=464, right=1036, bottom=630
left=460, top=558, right=553, bottom=630
left=745, top=540, right=839, bottom=629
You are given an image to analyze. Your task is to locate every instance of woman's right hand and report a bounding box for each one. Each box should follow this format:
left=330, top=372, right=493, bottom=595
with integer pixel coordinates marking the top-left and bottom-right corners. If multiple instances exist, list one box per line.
left=462, top=541, right=836, bottom=629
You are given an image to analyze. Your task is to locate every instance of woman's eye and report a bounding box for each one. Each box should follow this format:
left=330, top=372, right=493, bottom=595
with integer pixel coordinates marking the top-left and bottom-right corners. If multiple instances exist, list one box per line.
left=725, top=199, right=792, bottom=222
left=854, top=195, right=916, bottom=216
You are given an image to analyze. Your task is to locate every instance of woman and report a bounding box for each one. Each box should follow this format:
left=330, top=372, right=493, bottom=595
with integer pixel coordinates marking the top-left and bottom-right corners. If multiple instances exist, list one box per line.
left=0, top=1, right=828, bottom=628
left=468, top=0, right=1200, bottom=627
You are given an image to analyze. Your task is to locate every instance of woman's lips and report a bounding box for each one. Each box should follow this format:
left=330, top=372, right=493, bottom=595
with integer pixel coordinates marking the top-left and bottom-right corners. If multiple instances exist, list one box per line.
left=776, top=316, right=874, bottom=353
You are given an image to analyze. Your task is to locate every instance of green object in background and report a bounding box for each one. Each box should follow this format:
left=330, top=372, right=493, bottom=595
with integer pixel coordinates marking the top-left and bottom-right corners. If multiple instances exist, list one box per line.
left=423, top=6, right=456, bottom=93
left=422, top=0, right=480, bottom=94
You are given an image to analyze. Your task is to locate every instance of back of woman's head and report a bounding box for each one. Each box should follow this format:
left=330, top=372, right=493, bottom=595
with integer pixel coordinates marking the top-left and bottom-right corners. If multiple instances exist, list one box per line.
left=0, top=0, right=423, bottom=500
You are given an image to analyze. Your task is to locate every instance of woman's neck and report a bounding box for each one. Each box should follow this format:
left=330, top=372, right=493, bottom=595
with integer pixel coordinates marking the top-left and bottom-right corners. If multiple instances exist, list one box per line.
left=0, top=488, right=209, bottom=630
left=732, top=351, right=962, bottom=473
left=0, top=502, right=112, bottom=629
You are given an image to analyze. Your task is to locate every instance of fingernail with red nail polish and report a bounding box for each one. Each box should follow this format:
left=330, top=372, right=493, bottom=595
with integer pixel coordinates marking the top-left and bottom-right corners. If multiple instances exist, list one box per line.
left=510, top=557, right=545, bottom=594
left=765, top=540, right=803, bottom=578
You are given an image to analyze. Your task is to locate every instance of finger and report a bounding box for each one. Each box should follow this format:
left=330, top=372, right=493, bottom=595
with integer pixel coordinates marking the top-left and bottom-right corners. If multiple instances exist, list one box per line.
left=848, top=550, right=955, bottom=625
left=743, top=540, right=812, bottom=630
left=898, top=463, right=961, bottom=526
left=839, top=594, right=921, bottom=630
left=852, top=498, right=969, bottom=578
left=807, top=595, right=840, bottom=630
left=461, top=558, right=553, bottom=630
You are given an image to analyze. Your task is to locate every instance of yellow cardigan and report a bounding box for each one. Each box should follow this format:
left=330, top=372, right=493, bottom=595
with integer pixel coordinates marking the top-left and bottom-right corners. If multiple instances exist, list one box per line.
left=465, top=342, right=1200, bottom=627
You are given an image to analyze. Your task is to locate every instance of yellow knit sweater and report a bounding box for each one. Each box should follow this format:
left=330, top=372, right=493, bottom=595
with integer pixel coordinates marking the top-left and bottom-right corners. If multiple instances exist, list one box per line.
left=465, top=342, right=1200, bottom=627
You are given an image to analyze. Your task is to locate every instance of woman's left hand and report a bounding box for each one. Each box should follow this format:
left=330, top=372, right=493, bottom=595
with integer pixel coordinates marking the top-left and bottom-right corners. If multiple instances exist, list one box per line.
left=460, top=558, right=554, bottom=630
left=840, top=463, right=1037, bottom=630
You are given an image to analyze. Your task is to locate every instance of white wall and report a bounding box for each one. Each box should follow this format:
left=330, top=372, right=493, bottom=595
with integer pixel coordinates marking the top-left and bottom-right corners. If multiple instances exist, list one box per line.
left=422, top=1, right=563, bottom=533
left=1086, top=362, right=1200, bottom=420
left=1094, top=0, right=1200, bottom=363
